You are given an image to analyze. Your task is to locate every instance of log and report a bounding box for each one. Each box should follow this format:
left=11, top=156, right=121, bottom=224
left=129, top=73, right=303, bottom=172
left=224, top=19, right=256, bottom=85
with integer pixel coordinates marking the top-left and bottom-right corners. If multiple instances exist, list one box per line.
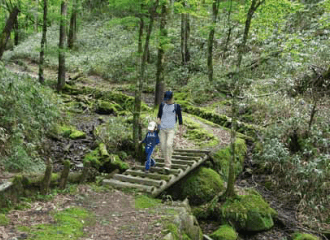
left=41, top=158, right=53, bottom=195
left=59, top=160, right=71, bottom=190
left=80, top=161, right=91, bottom=183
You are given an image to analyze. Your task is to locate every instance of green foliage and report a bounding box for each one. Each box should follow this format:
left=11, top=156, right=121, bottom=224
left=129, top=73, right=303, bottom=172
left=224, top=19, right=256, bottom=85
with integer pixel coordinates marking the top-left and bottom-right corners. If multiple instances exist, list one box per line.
left=0, top=214, right=10, bottom=226
left=212, top=138, right=247, bottom=181
left=292, top=232, right=321, bottom=240
left=135, top=194, right=161, bottom=209
left=170, top=167, right=224, bottom=206
left=0, top=64, right=60, bottom=172
left=210, top=225, right=237, bottom=240
left=18, top=207, right=91, bottom=240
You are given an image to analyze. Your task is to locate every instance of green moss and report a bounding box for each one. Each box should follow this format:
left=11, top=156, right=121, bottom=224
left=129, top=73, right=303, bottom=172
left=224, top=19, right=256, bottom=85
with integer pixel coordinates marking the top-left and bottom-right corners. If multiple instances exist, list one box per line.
left=83, top=149, right=102, bottom=168
left=98, top=143, right=109, bottom=157
left=19, top=207, right=91, bottom=240
left=292, top=233, right=321, bottom=240
left=58, top=125, right=73, bottom=137
left=109, top=154, right=129, bottom=171
left=0, top=214, right=10, bottom=226
left=210, top=225, right=237, bottom=240
left=184, top=117, right=219, bottom=147
left=172, top=167, right=224, bottom=206
left=220, top=191, right=277, bottom=231
left=212, top=138, right=247, bottom=182
left=166, top=223, right=179, bottom=240
left=96, top=100, right=121, bottom=114
left=69, top=130, right=86, bottom=139
left=135, top=195, right=161, bottom=209
left=182, top=233, right=192, bottom=240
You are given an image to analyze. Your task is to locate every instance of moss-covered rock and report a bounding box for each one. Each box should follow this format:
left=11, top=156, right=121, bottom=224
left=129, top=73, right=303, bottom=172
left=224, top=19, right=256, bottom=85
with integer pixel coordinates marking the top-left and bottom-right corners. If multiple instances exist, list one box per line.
left=96, top=100, right=121, bottom=115
left=292, top=233, right=321, bottom=240
left=0, top=214, right=10, bottom=226
left=83, top=149, right=102, bottom=168
left=210, top=225, right=237, bottom=240
left=69, top=130, right=86, bottom=139
left=219, top=191, right=277, bottom=232
left=169, top=167, right=224, bottom=206
left=109, top=154, right=129, bottom=172
left=212, top=138, right=247, bottom=182
left=99, top=143, right=109, bottom=157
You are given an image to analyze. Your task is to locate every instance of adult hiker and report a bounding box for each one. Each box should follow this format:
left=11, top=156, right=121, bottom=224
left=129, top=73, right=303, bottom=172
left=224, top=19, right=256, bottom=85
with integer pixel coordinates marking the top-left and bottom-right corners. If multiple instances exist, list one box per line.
left=157, top=91, right=183, bottom=174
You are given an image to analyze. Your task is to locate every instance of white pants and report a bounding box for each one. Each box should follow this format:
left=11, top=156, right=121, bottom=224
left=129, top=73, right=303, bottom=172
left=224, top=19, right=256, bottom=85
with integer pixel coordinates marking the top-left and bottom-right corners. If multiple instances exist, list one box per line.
left=160, top=129, right=175, bottom=169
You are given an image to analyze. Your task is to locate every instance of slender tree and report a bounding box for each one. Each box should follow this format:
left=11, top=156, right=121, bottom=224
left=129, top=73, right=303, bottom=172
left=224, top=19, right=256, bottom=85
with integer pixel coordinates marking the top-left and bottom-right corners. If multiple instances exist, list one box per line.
left=39, top=0, right=48, bottom=84
left=14, top=16, right=19, bottom=46
left=222, top=0, right=233, bottom=61
left=133, top=0, right=159, bottom=158
left=155, top=1, right=168, bottom=106
left=207, top=0, right=220, bottom=82
left=180, top=1, right=190, bottom=65
left=225, top=0, right=266, bottom=198
left=0, top=6, right=20, bottom=60
left=34, top=0, right=39, bottom=32
left=57, top=1, right=67, bottom=91
left=68, top=0, right=77, bottom=49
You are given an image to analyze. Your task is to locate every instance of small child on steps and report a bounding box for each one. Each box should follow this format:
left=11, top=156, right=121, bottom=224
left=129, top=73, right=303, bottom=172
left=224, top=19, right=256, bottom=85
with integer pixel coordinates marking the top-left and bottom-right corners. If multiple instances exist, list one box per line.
left=140, top=121, right=160, bottom=173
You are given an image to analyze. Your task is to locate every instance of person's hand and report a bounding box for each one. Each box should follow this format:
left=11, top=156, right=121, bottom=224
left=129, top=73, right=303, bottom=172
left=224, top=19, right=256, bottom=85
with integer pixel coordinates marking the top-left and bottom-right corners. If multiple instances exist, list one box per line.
left=139, top=141, right=142, bottom=144
left=156, top=118, right=161, bottom=125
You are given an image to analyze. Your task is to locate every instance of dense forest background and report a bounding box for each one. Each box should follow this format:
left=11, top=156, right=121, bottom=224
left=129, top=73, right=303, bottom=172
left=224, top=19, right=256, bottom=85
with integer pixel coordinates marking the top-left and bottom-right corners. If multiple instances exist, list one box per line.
left=0, top=0, right=329, bottom=238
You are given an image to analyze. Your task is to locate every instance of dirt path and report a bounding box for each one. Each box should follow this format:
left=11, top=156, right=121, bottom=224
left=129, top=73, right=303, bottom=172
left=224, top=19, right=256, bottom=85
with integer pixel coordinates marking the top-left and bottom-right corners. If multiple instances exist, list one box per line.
left=1, top=185, right=171, bottom=240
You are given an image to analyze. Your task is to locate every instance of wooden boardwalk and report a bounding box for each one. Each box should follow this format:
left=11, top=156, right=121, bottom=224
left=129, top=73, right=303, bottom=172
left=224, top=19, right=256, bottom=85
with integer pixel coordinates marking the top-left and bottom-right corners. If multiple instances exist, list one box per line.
left=103, top=149, right=210, bottom=197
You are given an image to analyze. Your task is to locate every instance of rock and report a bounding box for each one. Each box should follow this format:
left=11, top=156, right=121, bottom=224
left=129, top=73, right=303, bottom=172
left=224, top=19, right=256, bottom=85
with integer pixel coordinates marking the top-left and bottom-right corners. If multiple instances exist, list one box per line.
left=292, top=232, right=321, bottom=240
left=69, top=130, right=86, bottom=140
left=210, top=225, right=238, bottom=240
left=219, top=190, right=277, bottom=232
left=96, top=100, right=120, bottom=115
left=169, top=167, right=224, bottom=206
left=98, top=143, right=109, bottom=157
left=163, top=233, right=174, bottom=240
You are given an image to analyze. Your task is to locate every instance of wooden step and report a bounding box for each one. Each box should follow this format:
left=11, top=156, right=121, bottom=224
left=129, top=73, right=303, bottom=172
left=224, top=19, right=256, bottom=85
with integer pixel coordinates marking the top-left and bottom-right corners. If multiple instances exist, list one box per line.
left=103, top=179, right=154, bottom=193
left=172, top=152, right=205, bottom=157
left=174, top=149, right=210, bottom=154
left=172, top=155, right=201, bottom=160
left=132, top=165, right=181, bottom=176
left=113, top=174, right=165, bottom=187
left=124, top=170, right=172, bottom=181
left=155, top=162, right=189, bottom=170
left=154, top=158, right=196, bottom=166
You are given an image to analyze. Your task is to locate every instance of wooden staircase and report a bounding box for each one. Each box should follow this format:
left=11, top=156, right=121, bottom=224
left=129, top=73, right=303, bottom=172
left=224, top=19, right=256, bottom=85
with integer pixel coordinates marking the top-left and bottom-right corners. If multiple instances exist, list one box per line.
left=103, top=149, right=210, bottom=197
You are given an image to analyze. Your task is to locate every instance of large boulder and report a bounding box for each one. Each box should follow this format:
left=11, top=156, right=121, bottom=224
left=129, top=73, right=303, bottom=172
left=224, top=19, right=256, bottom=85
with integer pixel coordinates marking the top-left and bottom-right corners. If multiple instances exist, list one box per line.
left=212, top=138, right=247, bottom=182
left=218, top=190, right=277, bottom=232
left=168, top=167, right=225, bottom=206
left=292, top=233, right=321, bottom=240
left=210, top=225, right=237, bottom=240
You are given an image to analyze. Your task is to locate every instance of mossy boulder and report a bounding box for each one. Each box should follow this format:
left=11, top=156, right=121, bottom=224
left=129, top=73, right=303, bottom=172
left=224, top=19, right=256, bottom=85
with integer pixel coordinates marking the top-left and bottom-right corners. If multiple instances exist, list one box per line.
left=83, top=149, right=102, bottom=168
left=292, top=233, right=321, bottom=240
left=169, top=167, right=225, bottom=206
left=96, top=100, right=121, bottom=115
left=69, top=130, right=86, bottom=139
left=109, top=154, right=129, bottom=172
left=0, top=214, right=9, bottom=226
left=212, top=138, right=247, bottom=182
left=219, top=191, right=277, bottom=232
left=210, top=225, right=237, bottom=240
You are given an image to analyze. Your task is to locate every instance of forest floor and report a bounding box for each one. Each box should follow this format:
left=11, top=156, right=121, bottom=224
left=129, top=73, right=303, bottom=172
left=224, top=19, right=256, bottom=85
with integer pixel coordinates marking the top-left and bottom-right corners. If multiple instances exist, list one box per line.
left=1, top=60, right=326, bottom=240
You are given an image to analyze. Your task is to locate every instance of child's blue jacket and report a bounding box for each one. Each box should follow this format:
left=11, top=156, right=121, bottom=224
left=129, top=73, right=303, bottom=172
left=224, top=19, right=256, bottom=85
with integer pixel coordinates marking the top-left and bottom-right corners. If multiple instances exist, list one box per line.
left=142, top=131, right=160, bottom=147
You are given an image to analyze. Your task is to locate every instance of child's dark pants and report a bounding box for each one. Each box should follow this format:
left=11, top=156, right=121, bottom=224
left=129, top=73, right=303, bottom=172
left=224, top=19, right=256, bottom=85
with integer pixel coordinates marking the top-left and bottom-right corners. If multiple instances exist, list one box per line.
left=145, top=145, right=156, bottom=171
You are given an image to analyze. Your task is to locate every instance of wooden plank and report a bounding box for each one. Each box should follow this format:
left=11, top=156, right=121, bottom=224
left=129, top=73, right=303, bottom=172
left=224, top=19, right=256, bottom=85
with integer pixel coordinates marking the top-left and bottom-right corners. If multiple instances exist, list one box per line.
left=113, top=174, right=165, bottom=187
left=132, top=165, right=182, bottom=176
left=174, top=149, right=210, bottom=154
left=172, top=155, right=201, bottom=160
left=124, top=170, right=172, bottom=181
left=154, top=158, right=196, bottom=166
left=155, top=162, right=189, bottom=170
left=103, top=179, right=154, bottom=193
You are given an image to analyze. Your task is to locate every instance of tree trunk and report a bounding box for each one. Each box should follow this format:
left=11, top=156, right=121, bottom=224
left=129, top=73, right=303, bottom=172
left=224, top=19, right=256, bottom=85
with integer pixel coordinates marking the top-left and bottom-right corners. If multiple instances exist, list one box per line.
left=133, top=0, right=159, bottom=159
left=39, top=0, right=48, bottom=84
left=155, top=3, right=167, bottom=107
left=35, top=0, right=39, bottom=32
left=41, top=158, right=53, bottom=195
left=181, top=13, right=185, bottom=64
left=0, top=7, right=20, bottom=60
left=57, top=1, right=67, bottom=92
left=225, top=93, right=237, bottom=198
left=59, top=160, right=70, bottom=190
left=207, top=0, right=220, bottom=82
left=68, top=0, right=77, bottom=49
left=184, top=13, right=190, bottom=63
left=222, top=0, right=233, bottom=61
left=237, top=0, right=265, bottom=67
left=14, top=17, right=19, bottom=46
left=138, top=17, right=144, bottom=54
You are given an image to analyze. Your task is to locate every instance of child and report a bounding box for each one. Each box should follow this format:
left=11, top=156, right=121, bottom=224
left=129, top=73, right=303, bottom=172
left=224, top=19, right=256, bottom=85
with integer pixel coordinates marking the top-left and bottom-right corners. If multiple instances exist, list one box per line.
left=140, top=121, right=160, bottom=173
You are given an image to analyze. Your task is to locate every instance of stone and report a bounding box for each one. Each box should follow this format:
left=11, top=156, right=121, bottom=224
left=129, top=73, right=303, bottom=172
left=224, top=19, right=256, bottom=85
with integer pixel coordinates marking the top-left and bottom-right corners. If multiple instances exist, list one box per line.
left=210, top=225, right=237, bottom=240
left=69, top=130, right=86, bottom=140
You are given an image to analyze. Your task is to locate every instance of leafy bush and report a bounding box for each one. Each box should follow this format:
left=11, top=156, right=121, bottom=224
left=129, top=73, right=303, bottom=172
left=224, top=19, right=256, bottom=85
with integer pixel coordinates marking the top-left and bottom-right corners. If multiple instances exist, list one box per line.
left=0, top=63, right=60, bottom=172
